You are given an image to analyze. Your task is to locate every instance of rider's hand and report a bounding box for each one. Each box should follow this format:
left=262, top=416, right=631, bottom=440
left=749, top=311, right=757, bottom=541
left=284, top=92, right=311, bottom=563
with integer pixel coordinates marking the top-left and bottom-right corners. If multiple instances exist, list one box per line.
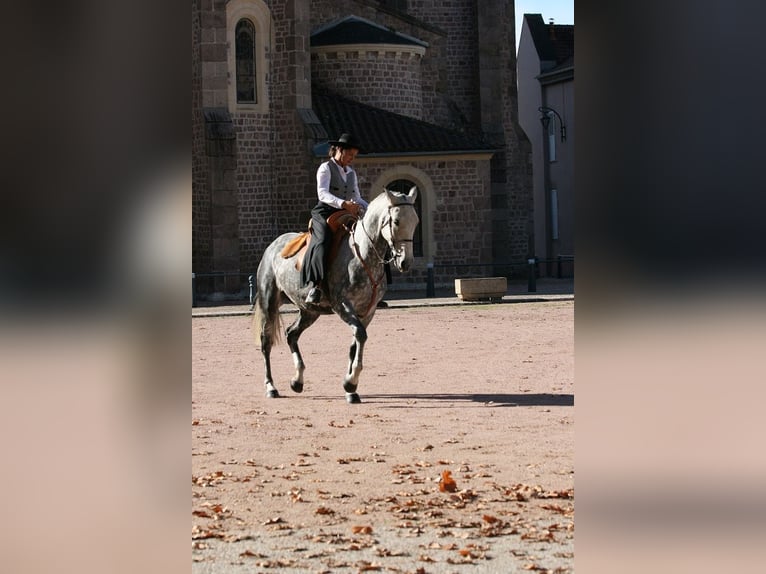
left=343, top=201, right=362, bottom=217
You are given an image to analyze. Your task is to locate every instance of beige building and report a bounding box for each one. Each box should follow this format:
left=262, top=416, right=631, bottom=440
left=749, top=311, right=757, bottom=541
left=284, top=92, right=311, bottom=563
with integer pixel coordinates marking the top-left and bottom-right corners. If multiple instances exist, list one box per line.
left=517, top=14, right=574, bottom=277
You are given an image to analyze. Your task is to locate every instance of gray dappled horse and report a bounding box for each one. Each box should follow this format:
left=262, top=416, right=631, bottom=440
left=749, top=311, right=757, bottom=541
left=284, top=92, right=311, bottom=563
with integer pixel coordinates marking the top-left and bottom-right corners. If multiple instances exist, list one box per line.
left=252, top=187, right=419, bottom=403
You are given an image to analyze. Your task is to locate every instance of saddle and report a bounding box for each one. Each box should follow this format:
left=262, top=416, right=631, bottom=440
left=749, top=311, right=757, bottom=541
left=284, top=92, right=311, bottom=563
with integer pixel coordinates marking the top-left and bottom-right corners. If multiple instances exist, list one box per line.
left=280, top=210, right=357, bottom=271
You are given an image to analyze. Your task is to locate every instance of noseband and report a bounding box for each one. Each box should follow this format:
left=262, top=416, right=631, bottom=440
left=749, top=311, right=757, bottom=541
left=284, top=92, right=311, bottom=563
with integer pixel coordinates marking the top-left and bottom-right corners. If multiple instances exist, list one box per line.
left=381, top=202, right=416, bottom=261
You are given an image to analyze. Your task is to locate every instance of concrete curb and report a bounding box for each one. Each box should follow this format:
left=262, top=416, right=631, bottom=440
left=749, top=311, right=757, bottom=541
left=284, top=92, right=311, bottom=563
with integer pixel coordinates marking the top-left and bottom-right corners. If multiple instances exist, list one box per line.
left=192, top=293, right=574, bottom=318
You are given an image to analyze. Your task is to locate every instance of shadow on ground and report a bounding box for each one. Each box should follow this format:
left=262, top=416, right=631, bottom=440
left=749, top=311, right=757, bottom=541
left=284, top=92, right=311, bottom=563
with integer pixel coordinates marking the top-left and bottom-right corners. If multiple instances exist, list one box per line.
left=303, top=392, right=574, bottom=407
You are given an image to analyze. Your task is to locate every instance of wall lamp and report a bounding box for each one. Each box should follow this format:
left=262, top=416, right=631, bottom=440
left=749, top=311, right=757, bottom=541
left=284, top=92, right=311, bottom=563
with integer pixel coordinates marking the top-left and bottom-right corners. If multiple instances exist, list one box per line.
left=538, top=106, right=567, bottom=142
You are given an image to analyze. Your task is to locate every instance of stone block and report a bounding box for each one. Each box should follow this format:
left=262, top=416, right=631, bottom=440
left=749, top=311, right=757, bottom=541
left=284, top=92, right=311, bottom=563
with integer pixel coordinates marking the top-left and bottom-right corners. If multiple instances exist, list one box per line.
left=454, top=277, right=507, bottom=301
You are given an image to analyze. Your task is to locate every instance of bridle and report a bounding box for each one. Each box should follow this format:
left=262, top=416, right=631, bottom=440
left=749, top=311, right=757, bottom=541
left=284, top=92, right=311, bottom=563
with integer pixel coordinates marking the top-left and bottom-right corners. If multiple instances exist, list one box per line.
left=357, top=202, right=416, bottom=265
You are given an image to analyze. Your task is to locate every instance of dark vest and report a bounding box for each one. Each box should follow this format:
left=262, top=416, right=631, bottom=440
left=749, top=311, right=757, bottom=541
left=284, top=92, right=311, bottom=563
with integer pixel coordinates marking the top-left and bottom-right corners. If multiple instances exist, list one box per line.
left=327, top=160, right=357, bottom=201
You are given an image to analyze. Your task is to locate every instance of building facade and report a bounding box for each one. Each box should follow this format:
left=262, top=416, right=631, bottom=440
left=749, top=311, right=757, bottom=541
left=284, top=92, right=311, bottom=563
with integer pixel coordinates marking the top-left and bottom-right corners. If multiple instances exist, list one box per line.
left=517, top=14, right=574, bottom=277
left=193, top=0, right=533, bottom=295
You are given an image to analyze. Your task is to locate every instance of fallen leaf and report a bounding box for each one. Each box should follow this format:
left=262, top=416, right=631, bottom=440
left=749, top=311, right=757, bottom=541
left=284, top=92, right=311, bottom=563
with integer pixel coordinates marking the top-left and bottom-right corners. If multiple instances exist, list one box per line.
left=439, top=470, right=458, bottom=493
left=263, top=517, right=284, bottom=525
left=351, top=525, right=373, bottom=534
left=375, top=547, right=408, bottom=557
left=238, top=549, right=266, bottom=558
left=191, top=525, right=225, bottom=540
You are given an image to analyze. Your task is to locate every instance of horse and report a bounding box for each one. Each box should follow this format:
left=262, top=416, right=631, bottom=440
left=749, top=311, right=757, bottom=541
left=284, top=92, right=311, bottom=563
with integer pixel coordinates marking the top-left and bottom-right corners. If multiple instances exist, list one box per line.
left=252, top=187, right=420, bottom=403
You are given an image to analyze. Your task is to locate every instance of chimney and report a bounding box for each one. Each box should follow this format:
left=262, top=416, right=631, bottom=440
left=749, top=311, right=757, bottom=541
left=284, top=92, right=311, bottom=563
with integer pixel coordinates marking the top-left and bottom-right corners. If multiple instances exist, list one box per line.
left=549, top=18, right=556, bottom=40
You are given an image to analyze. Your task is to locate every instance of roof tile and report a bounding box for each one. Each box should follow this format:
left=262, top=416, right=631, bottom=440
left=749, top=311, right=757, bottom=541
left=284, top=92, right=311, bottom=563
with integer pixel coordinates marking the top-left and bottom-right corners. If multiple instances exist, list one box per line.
left=312, top=87, right=495, bottom=156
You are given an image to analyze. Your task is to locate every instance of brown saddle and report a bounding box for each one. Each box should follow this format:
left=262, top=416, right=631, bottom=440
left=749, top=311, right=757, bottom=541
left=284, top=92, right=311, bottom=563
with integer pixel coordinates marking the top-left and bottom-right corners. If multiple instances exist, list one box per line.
left=280, top=210, right=357, bottom=271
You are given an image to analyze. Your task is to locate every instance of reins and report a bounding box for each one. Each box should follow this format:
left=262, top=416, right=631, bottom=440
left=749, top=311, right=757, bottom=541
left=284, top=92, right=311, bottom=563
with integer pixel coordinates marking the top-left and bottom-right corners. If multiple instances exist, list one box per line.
left=349, top=201, right=416, bottom=318
left=349, top=226, right=382, bottom=319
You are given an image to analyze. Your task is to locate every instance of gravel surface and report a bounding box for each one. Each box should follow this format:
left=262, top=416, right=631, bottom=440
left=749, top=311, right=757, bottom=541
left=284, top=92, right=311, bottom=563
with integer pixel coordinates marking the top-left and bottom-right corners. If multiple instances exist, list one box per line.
left=193, top=301, right=574, bottom=573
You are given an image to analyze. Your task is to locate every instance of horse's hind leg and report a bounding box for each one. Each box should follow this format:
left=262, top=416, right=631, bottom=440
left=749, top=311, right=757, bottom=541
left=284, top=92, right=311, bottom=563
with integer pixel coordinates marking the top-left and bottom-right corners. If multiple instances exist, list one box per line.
left=252, top=270, right=282, bottom=398
left=260, top=330, right=279, bottom=398
left=285, top=310, right=319, bottom=393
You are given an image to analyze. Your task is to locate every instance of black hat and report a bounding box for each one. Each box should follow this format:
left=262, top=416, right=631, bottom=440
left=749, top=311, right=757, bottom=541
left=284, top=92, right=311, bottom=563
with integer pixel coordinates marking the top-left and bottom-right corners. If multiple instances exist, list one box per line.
left=328, top=133, right=363, bottom=151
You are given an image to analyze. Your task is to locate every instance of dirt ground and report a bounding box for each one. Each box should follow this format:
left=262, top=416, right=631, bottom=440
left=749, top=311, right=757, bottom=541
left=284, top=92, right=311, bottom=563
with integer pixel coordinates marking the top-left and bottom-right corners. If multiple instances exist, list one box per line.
left=192, top=300, right=574, bottom=573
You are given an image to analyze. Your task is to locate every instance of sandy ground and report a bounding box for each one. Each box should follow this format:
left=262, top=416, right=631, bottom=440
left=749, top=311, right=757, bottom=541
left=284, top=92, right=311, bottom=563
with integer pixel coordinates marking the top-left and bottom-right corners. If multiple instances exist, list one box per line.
left=192, top=301, right=574, bottom=573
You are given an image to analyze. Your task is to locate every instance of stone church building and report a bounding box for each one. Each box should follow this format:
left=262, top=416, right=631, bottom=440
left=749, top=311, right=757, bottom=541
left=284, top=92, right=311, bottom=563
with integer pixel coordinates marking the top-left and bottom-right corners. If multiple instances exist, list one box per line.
left=192, top=0, right=532, bottom=295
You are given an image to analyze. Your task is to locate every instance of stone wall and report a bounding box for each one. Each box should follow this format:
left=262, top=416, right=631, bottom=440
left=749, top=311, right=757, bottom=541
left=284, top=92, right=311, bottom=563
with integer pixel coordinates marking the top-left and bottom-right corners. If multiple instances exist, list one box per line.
left=192, top=0, right=210, bottom=272
left=311, top=0, right=450, bottom=126
left=200, top=0, right=229, bottom=109
left=255, top=0, right=319, bottom=248
left=311, top=49, right=424, bottom=120
left=204, top=109, right=240, bottom=289
left=407, top=0, right=480, bottom=133
left=475, top=0, right=533, bottom=264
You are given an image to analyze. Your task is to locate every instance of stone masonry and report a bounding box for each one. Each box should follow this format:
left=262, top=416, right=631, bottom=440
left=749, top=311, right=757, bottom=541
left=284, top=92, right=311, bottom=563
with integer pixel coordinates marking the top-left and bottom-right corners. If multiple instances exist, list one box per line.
left=192, top=0, right=533, bottom=293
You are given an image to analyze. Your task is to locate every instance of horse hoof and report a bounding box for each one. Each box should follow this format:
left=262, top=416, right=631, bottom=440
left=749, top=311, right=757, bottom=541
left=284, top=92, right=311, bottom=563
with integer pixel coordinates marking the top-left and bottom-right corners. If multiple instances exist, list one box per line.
left=346, top=392, right=361, bottom=404
left=290, top=380, right=304, bottom=393
left=343, top=380, right=358, bottom=393
left=266, top=389, right=280, bottom=398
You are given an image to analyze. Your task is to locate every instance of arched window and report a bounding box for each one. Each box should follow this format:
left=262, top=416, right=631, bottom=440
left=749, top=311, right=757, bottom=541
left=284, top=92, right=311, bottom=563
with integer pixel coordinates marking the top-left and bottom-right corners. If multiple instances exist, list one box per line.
left=235, top=19, right=256, bottom=103
left=227, top=0, right=271, bottom=113
left=387, top=179, right=423, bottom=257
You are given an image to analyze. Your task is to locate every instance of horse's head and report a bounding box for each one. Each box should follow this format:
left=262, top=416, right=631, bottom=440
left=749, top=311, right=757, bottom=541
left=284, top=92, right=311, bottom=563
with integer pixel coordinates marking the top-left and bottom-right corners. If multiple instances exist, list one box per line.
left=382, top=186, right=420, bottom=272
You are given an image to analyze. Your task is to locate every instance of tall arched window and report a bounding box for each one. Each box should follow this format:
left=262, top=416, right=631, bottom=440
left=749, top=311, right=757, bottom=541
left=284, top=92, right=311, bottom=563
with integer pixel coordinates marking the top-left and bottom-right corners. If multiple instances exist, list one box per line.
left=227, top=0, right=271, bottom=112
left=235, top=19, right=256, bottom=103
left=387, top=179, right=423, bottom=257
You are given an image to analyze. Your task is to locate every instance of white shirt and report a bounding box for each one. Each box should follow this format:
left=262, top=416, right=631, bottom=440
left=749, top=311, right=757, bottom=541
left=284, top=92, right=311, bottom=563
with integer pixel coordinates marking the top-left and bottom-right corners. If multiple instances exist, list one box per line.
left=316, top=159, right=369, bottom=210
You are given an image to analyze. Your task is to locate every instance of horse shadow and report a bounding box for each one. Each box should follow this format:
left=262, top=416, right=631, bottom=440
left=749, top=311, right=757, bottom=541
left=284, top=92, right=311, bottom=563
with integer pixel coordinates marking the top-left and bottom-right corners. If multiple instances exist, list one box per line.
left=312, top=392, right=574, bottom=408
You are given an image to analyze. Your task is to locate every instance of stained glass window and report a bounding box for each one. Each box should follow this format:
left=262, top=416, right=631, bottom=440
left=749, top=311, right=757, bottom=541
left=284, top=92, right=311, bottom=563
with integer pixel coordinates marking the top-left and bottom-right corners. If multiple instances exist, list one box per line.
left=235, top=19, right=256, bottom=103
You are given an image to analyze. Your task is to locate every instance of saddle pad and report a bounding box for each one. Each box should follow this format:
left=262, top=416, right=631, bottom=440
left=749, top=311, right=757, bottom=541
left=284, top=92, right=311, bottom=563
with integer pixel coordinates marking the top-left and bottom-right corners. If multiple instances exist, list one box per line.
left=280, top=232, right=309, bottom=259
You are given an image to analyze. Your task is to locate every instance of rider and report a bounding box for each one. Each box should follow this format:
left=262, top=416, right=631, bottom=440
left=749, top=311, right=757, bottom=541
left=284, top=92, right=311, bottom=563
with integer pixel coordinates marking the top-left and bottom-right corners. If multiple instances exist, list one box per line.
left=302, top=133, right=368, bottom=304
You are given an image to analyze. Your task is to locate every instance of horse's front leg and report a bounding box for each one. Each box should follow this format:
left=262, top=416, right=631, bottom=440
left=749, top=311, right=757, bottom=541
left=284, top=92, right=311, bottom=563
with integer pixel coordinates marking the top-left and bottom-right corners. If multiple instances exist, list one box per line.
left=337, top=301, right=367, bottom=404
left=285, top=310, right=319, bottom=393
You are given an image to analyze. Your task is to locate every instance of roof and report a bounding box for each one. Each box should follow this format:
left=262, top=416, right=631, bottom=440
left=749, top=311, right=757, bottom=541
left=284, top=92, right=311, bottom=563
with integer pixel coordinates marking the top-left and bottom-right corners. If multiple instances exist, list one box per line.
left=537, top=54, right=574, bottom=84
left=311, top=87, right=496, bottom=157
left=523, top=14, right=574, bottom=66
left=311, top=15, right=428, bottom=48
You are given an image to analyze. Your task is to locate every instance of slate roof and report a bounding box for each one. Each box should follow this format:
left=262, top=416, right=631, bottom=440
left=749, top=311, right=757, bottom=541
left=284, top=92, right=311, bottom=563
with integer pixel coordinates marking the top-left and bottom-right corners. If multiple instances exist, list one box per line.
left=311, top=87, right=496, bottom=157
left=524, top=14, right=574, bottom=66
left=311, top=15, right=427, bottom=48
